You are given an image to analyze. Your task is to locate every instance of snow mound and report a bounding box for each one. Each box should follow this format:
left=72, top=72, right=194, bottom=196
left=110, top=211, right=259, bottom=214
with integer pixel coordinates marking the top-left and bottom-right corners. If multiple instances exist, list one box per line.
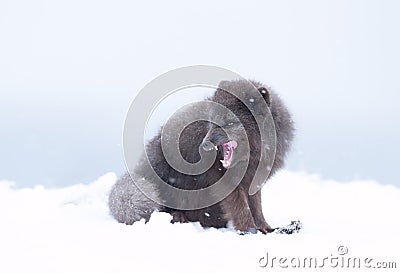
left=0, top=171, right=398, bottom=273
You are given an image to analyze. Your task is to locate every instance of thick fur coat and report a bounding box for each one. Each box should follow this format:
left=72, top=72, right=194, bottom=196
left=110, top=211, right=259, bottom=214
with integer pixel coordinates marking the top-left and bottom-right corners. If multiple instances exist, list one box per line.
left=109, top=80, right=294, bottom=234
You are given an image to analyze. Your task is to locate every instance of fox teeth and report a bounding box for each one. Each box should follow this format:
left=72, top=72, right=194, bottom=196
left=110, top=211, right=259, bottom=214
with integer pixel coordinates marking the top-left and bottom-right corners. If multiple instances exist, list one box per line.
left=214, top=146, right=218, bottom=150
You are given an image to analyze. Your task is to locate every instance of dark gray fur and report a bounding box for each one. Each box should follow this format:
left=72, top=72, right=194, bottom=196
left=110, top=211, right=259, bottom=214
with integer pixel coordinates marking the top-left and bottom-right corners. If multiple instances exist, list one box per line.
left=108, top=80, right=294, bottom=233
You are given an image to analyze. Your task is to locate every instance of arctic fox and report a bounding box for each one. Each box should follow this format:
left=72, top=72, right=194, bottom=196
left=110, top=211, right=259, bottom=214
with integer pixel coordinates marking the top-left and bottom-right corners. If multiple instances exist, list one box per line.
left=109, top=80, right=294, bottom=234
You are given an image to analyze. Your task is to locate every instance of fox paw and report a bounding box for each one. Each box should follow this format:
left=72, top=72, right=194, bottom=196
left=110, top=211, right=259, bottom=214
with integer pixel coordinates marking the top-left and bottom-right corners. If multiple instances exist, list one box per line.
left=170, top=211, right=189, bottom=224
left=257, top=226, right=276, bottom=234
left=238, top=227, right=258, bottom=235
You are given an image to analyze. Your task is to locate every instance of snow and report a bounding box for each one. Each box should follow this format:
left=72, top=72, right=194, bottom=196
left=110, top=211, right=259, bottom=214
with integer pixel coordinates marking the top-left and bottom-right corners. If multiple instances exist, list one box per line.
left=0, top=171, right=399, bottom=273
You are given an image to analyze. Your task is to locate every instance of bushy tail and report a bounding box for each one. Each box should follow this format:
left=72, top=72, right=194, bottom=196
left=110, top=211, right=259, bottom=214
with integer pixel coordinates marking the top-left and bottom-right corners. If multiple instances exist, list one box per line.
left=108, top=173, right=162, bottom=224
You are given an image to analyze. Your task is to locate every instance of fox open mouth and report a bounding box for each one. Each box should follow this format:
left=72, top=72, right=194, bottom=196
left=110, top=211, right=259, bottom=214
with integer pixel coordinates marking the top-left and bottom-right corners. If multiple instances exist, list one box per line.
left=220, top=140, right=238, bottom=168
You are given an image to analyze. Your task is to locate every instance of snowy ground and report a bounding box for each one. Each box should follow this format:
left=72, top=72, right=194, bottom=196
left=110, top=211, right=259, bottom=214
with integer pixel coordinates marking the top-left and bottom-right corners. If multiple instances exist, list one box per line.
left=0, top=171, right=399, bottom=273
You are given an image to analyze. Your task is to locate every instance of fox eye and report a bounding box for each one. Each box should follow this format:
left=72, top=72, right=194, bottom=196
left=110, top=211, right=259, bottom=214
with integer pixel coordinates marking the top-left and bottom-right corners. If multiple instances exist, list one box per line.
left=225, top=121, right=235, bottom=127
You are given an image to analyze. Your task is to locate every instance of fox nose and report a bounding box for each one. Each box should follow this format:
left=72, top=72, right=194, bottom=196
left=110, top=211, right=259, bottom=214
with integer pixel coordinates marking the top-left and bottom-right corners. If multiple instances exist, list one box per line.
left=201, top=140, right=215, bottom=151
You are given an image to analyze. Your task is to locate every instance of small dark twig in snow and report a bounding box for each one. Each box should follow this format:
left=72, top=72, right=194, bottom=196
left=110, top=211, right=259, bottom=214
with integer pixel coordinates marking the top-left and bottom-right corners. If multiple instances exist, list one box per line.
left=274, top=220, right=303, bottom=235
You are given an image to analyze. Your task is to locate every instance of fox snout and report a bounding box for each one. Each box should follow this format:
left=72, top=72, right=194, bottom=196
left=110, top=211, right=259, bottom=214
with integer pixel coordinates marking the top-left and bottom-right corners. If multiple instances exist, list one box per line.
left=201, top=140, right=215, bottom=151
left=201, top=127, right=228, bottom=151
left=201, top=126, right=240, bottom=169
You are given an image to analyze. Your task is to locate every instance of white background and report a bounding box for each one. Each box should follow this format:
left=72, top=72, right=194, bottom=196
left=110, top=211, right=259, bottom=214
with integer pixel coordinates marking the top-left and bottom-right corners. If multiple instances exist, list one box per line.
left=0, top=0, right=399, bottom=187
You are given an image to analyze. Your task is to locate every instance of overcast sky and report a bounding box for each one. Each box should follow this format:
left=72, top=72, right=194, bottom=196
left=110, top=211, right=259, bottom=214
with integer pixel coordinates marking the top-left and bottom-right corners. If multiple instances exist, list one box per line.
left=0, top=0, right=399, bottom=187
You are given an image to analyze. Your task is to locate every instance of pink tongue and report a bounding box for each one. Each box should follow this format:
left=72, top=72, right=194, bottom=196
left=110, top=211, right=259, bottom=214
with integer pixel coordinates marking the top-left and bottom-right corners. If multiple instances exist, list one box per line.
left=220, top=140, right=238, bottom=168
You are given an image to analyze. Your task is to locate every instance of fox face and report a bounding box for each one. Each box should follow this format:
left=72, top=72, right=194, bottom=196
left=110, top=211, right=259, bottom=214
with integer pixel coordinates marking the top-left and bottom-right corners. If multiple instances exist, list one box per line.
left=202, top=87, right=269, bottom=169
left=201, top=81, right=272, bottom=169
left=202, top=121, right=247, bottom=169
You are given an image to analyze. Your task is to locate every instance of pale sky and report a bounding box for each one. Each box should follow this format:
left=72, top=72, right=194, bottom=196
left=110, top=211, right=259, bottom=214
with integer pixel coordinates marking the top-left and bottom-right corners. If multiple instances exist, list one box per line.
left=0, top=0, right=399, bottom=187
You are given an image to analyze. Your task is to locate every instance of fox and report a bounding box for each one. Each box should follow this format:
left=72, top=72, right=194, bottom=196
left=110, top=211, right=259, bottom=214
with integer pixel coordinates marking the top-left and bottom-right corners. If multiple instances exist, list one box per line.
left=108, top=80, right=294, bottom=234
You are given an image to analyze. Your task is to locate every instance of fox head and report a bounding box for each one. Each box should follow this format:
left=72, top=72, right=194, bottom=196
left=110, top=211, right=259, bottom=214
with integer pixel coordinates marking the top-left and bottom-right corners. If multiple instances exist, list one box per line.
left=202, top=80, right=273, bottom=169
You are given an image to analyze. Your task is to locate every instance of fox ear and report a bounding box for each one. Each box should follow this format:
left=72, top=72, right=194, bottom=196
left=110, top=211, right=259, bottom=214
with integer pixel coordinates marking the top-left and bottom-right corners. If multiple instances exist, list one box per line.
left=258, top=86, right=271, bottom=106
